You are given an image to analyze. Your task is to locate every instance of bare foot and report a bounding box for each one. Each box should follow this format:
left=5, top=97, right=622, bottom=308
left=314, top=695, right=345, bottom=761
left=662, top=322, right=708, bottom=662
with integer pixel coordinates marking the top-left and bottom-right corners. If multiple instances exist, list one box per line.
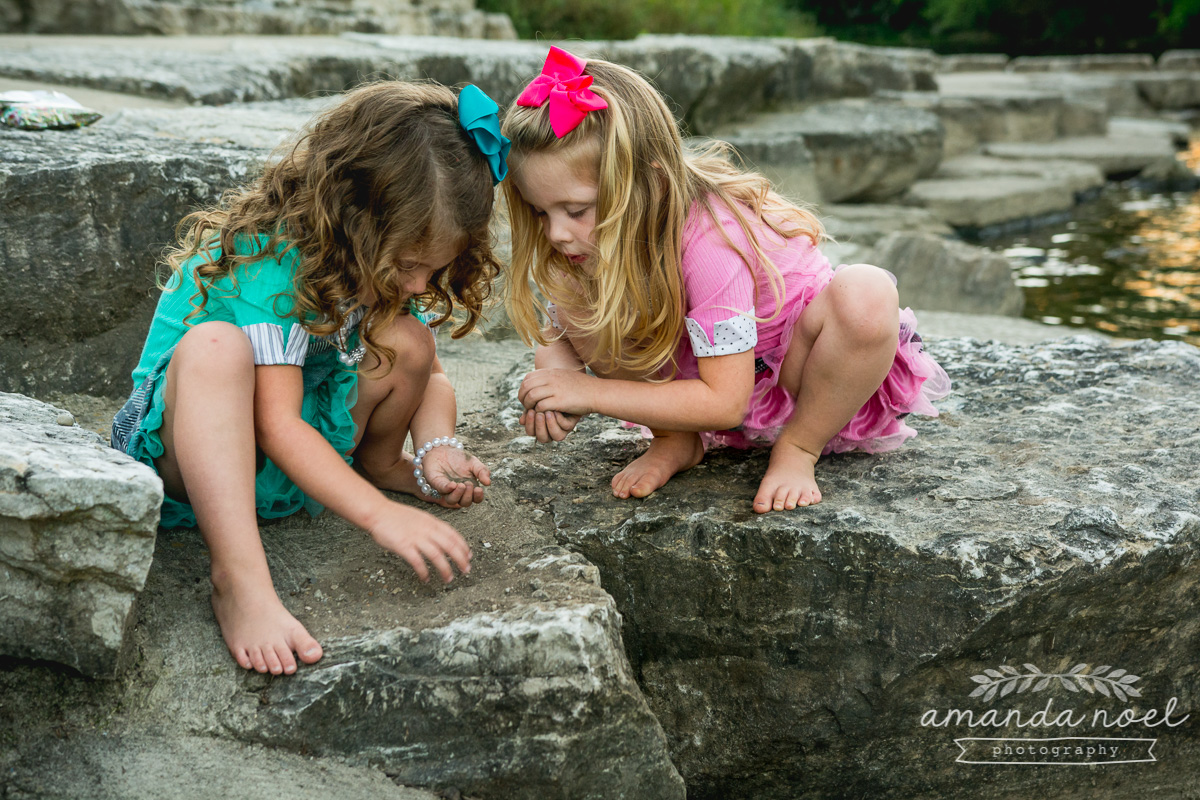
left=612, top=432, right=704, bottom=499
left=753, top=439, right=822, bottom=513
left=211, top=573, right=323, bottom=675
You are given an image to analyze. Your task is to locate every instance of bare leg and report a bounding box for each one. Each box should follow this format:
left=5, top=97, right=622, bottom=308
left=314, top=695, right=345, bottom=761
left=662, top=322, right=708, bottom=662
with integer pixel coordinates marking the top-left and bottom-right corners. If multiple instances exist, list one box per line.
left=557, top=313, right=705, bottom=498
left=349, top=314, right=436, bottom=495
left=754, top=265, right=899, bottom=512
left=156, top=322, right=322, bottom=674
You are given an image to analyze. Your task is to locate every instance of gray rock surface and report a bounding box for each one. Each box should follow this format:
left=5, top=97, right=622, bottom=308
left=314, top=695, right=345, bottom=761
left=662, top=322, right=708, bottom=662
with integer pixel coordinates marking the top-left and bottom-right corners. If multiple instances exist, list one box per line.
left=894, top=87, right=1106, bottom=158
left=1159, top=49, right=1200, bottom=71
left=497, top=336, right=1200, bottom=799
left=3, top=734, right=443, bottom=800
left=903, top=154, right=1108, bottom=232
left=596, top=36, right=799, bottom=134
left=870, top=231, right=1025, bottom=316
left=0, top=105, right=310, bottom=397
left=717, top=100, right=945, bottom=203
left=798, top=38, right=939, bottom=98
left=0, top=0, right=516, bottom=39
left=0, top=339, right=685, bottom=800
left=699, top=132, right=822, bottom=205
left=904, top=174, right=1075, bottom=232
left=984, top=134, right=1181, bottom=177
left=1010, top=54, right=1156, bottom=72
left=0, top=392, right=162, bottom=678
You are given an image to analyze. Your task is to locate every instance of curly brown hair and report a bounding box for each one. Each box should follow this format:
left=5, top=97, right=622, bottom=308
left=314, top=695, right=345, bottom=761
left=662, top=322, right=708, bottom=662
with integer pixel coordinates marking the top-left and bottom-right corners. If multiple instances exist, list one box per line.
left=164, top=80, right=501, bottom=368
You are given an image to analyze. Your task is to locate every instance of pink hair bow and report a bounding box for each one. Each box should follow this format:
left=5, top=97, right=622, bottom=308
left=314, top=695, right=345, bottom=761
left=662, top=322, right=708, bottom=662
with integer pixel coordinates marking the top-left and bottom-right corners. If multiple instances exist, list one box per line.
left=516, top=46, right=608, bottom=138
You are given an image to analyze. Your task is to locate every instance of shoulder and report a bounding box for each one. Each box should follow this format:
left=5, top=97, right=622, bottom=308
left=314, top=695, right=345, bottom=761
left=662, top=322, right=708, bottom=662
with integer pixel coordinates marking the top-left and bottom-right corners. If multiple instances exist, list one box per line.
left=680, top=197, right=763, bottom=277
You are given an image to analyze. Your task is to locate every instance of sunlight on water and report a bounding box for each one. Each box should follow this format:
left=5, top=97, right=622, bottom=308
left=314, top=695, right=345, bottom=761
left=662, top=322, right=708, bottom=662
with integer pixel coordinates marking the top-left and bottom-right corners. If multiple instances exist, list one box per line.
left=991, top=137, right=1200, bottom=346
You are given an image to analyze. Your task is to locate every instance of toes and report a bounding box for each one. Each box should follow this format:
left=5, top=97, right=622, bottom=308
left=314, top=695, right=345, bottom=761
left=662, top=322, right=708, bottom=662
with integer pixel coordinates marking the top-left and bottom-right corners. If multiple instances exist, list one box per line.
left=629, top=476, right=659, bottom=498
left=298, top=640, right=323, bottom=664
left=611, top=472, right=632, bottom=499
left=276, top=645, right=298, bottom=675
left=248, top=647, right=269, bottom=673
left=232, top=647, right=253, bottom=670
left=263, top=647, right=284, bottom=675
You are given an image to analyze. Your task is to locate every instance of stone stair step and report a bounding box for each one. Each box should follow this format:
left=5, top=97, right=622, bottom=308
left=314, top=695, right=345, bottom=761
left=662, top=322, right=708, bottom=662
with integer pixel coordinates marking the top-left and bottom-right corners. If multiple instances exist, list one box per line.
left=984, top=134, right=1180, bottom=177
left=904, top=174, right=1076, bottom=231
left=715, top=100, right=944, bottom=203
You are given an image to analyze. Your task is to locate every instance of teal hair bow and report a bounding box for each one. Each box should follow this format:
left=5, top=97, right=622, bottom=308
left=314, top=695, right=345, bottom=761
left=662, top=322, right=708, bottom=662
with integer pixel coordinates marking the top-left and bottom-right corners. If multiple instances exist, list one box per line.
left=458, top=84, right=510, bottom=185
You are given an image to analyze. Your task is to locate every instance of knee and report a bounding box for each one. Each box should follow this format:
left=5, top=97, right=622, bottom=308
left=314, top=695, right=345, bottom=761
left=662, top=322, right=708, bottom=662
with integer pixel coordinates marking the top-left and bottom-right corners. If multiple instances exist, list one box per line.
left=829, top=265, right=899, bottom=345
left=368, top=313, right=436, bottom=377
left=173, top=321, right=255, bottom=379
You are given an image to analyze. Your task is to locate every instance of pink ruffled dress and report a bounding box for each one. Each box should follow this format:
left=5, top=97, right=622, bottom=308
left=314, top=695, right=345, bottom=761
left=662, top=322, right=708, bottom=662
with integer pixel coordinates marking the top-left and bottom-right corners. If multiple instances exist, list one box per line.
left=672, top=200, right=951, bottom=454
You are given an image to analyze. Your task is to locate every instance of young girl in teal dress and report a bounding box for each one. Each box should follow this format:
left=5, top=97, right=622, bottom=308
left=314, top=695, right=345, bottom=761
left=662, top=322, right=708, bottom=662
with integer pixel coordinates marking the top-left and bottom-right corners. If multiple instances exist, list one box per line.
left=111, top=81, right=510, bottom=675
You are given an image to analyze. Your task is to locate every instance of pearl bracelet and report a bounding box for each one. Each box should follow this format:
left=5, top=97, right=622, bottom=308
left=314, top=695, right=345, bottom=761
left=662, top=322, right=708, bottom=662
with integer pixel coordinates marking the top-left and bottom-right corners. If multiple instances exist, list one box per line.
left=412, top=436, right=464, bottom=498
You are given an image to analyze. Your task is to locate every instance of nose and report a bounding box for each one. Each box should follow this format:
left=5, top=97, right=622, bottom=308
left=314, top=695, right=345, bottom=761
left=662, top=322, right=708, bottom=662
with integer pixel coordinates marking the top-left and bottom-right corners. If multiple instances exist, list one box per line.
left=544, top=213, right=573, bottom=246
left=401, top=270, right=428, bottom=296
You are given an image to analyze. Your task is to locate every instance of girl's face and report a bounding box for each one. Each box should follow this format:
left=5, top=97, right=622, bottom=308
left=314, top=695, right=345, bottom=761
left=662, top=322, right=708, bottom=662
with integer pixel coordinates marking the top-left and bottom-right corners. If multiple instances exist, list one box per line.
left=363, top=237, right=464, bottom=306
left=512, top=151, right=598, bottom=267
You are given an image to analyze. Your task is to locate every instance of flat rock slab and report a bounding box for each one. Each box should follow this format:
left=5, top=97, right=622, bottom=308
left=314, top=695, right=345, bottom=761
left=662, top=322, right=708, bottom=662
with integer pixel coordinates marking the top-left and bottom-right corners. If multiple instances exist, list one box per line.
left=933, top=154, right=1106, bottom=196
left=895, top=87, right=1106, bottom=157
left=0, top=392, right=162, bottom=678
left=0, top=34, right=939, bottom=132
left=0, top=340, right=684, bottom=800
left=2, top=734, right=441, bottom=800
left=0, top=101, right=321, bottom=397
left=984, top=135, right=1181, bottom=177
left=716, top=100, right=944, bottom=203
left=903, top=154, right=1107, bottom=232
left=904, top=174, right=1075, bottom=231
left=871, top=231, right=1025, bottom=316
left=497, top=337, right=1200, bottom=799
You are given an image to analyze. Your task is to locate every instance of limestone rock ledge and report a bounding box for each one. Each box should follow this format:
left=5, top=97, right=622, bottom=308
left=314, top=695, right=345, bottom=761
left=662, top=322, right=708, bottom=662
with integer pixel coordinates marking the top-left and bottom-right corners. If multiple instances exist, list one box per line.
left=0, top=392, right=162, bottom=678
left=235, top=592, right=686, bottom=798
left=499, top=337, right=1200, bottom=799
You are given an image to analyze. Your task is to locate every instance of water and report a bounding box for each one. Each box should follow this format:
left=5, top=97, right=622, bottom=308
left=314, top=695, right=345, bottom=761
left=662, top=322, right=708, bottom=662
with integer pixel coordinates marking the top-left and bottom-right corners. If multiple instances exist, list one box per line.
left=984, top=137, right=1200, bottom=347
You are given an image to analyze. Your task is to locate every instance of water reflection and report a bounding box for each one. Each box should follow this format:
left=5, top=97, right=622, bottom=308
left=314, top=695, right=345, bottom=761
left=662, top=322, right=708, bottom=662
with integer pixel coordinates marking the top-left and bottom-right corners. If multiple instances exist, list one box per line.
left=988, top=138, right=1200, bottom=346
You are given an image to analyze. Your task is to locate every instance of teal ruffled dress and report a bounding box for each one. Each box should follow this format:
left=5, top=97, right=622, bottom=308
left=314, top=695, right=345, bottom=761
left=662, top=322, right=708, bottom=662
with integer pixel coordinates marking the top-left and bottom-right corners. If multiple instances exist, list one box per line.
left=112, top=235, right=361, bottom=528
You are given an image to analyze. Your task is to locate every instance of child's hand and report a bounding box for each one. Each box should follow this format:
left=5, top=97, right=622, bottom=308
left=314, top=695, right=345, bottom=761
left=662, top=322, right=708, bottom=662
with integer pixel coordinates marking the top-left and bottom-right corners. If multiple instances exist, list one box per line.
left=369, top=503, right=472, bottom=583
left=420, top=444, right=491, bottom=509
left=520, top=409, right=582, bottom=443
left=518, top=368, right=596, bottom=418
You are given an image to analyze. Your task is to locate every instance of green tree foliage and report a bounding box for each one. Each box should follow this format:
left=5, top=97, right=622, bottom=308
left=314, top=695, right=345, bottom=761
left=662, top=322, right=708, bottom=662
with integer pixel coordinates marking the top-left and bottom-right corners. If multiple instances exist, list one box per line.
left=792, top=0, right=1199, bottom=54
left=478, top=0, right=817, bottom=40
left=922, top=0, right=1200, bottom=53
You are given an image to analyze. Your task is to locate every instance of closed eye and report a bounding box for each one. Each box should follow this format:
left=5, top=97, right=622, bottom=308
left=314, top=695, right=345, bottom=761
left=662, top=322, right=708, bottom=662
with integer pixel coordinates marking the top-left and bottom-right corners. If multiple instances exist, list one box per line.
left=567, top=207, right=590, bottom=219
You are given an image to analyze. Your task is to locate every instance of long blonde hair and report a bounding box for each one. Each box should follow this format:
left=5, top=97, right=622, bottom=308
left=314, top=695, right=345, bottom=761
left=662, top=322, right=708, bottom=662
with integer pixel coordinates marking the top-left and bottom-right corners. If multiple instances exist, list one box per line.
left=502, top=57, right=823, bottom=376
left=164, top=81, right=500, bottom=369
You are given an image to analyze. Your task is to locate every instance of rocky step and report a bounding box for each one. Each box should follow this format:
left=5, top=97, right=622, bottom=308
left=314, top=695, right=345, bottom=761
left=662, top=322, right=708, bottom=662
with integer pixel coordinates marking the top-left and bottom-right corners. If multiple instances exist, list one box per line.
left=0, top=0, right=517, bottom=38
left=497, top=335, right=1200, bottom=799
left=889, top=84, right=1107, bottom=159
left=0, top=336, right=686, bottom=800
left=937, top=68, right=1200, bottom=120
left=0, top=33, right=939, bottom=133
left=902, top=122, right=1190, bottom=236
left=714, top=100, right=945, bottom=204
left=983, top=134, right=1183, bottom=178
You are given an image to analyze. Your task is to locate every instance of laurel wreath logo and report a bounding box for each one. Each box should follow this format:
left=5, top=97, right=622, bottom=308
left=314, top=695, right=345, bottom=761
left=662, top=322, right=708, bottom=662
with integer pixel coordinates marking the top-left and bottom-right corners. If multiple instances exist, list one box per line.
left=969, top=664, right=1141, bottom=703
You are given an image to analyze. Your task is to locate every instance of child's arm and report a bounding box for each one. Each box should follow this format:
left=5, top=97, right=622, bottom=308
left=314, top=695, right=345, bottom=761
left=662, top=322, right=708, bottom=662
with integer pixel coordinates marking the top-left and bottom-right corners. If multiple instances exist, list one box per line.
left=408, top=355, right=491, bottom=505
left=253, top=364, right=471, bottom=583
left=519, top=349, right=756, bottom=432
left=521, top=326, right=586, bottom=442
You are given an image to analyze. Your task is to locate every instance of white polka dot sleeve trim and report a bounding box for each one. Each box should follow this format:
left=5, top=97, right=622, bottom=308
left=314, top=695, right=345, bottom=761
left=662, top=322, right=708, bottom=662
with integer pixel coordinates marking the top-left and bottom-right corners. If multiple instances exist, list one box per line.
left=685, top=310, right=757, bottom=357
left=545, top=302, right=565, bottom=331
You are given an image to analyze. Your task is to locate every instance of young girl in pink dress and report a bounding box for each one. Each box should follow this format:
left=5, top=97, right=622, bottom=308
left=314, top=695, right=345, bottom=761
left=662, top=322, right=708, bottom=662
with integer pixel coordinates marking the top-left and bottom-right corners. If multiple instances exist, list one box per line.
left=503, top=47, right=951, bottom=513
